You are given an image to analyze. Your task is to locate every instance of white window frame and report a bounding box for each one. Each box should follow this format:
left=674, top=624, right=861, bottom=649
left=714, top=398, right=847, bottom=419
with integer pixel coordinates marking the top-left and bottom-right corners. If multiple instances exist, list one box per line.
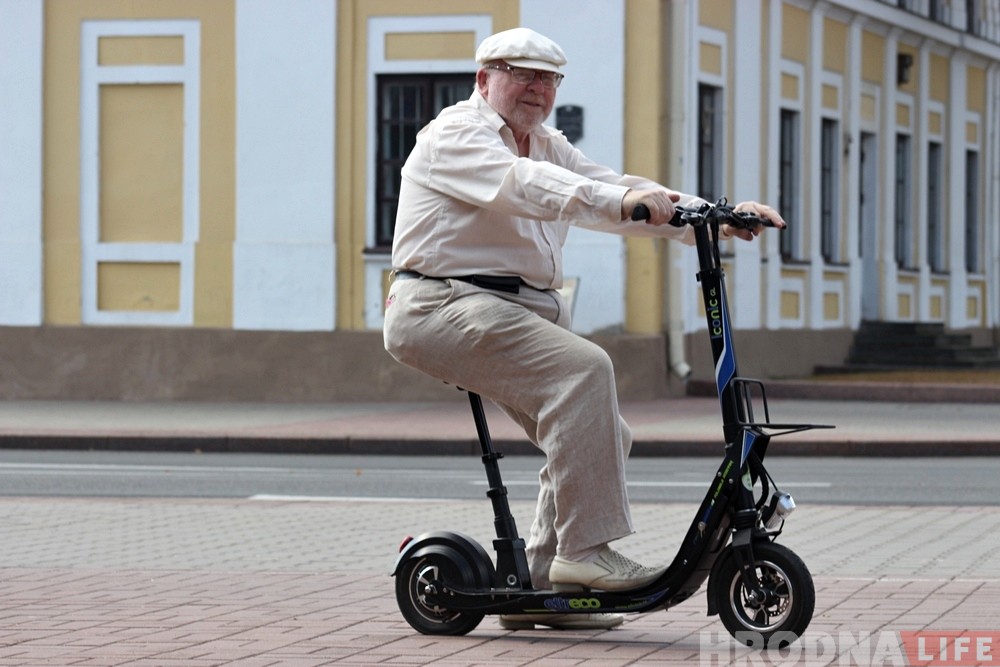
left=362, top=15, right=490, bottom=329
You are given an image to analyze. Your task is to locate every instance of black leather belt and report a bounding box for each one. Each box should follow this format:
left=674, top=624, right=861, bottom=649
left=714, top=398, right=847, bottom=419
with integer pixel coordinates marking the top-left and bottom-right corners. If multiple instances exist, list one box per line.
left=394, top=270, right=522, bottom=294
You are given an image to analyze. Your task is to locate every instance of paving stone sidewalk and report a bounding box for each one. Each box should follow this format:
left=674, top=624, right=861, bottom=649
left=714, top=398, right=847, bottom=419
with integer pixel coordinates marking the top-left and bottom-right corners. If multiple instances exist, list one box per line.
left=0, top=496, right=997, bottom=665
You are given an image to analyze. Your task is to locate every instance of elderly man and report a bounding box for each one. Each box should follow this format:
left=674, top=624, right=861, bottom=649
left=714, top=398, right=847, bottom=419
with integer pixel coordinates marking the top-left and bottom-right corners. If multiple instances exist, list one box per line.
left=384, top=27, right=782, bottom=630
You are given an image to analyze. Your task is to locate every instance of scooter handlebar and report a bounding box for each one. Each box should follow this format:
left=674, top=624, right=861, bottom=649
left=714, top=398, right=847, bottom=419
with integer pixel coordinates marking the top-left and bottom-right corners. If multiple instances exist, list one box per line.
left=630, top=201, right=777, bottom=230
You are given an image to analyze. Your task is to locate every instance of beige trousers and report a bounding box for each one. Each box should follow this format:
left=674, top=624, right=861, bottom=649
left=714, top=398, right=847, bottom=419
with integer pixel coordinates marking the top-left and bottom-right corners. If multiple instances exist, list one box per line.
left=383, top=275, right=634, bottom=587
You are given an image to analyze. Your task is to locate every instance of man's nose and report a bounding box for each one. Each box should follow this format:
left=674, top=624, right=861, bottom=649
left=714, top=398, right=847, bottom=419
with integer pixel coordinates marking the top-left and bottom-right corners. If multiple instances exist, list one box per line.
left=525, top=75, right=547, bottom=92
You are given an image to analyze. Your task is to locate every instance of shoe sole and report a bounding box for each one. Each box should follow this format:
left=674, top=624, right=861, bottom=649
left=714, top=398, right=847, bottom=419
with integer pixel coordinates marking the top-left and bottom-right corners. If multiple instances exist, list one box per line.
left=498, top=617, right=624, bottom=631
left=551, top=575, right=660, bottom=592
left=552, top=582, right=587, bottom=592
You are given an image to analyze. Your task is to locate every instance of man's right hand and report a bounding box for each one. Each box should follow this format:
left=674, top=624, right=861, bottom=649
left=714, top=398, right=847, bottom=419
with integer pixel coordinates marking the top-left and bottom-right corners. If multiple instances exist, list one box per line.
left=622, top=189, right=681, bottom=226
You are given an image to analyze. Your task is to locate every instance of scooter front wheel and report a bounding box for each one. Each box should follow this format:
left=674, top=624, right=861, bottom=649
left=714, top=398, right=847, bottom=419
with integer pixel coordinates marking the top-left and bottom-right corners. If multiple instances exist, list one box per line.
left=396, top=553, right=486, bottom=635
left=711, top=541, right=814, bottom=647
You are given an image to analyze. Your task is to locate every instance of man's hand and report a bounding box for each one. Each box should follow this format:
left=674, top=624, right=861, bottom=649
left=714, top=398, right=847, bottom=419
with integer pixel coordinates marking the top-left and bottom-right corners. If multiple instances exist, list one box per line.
left=622, top=189, right=681, bottom=226
left=721, top=201, right=786, bottom=241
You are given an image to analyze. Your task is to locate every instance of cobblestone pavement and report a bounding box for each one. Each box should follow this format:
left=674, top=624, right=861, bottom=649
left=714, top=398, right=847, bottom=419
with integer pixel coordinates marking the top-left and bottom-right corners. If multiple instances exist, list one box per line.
left=0, top=496, right=997, bottom=665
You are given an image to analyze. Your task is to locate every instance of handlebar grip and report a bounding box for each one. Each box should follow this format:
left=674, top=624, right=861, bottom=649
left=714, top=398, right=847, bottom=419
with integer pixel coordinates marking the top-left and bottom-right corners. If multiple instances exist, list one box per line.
left=733, top=212, right=778, bottom=229
left=630, top=204, right=650, bottom=221
left=633, top=204, right=688, bottom=227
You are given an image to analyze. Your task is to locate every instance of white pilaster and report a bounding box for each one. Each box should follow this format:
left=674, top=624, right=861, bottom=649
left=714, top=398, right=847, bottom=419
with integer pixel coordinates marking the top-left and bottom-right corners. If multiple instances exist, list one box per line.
left=522, top=0, right=628, bottom=335
left=880, top=29, right=901, bottom=320
left=806, top=6, right=826, bottom=328
left=947, top=54, right=969, bottom=326
left=845, top=17, right=865, bottom=328
left=764, top=0, right=784, bottom=330
left=731, top=0, right=764, bottom=329
left=0, top=0, right=43, bottom=325
left=234, top=0, right=336, bottom=330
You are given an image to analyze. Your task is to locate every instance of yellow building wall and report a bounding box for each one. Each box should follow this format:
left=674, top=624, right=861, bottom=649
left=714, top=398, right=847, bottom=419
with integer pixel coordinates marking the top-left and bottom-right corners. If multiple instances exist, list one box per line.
left=823, top=17, right=847, bottom=73
left=699, top=0, right=733, bottom=32
left=782, top=4, right=809, bottom=64
left=861, top=31, right=885, bottom=84
left=99, top=84, right=184, bottom=246
left=625, top=0, right=673, bottom=334
left=43, top=0, right=235, bottom=326
left=968, top=65, right=986, bottom=112
left=928, top=53, right=949, bottom=103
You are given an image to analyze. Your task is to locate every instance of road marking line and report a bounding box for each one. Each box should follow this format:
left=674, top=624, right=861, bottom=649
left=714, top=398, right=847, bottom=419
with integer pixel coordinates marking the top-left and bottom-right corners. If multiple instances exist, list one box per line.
left=249, top=494, right=464, bottom=503
left=470, top=480, right=833, bottom=488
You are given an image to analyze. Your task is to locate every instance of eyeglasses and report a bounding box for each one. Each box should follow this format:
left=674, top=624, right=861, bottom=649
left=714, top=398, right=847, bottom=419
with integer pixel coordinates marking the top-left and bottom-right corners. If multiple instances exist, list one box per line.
left=486, top=64, right=564, bottom=89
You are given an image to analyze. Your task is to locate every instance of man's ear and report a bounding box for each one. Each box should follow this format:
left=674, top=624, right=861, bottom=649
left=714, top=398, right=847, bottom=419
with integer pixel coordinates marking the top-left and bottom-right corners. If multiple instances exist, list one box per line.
left=476, top=68, right=490, bottom=95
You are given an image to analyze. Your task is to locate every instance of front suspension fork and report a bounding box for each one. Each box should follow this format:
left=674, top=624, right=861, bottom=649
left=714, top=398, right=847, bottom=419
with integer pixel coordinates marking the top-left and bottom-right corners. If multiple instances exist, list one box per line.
left=729, top=480, right=765, bottom=596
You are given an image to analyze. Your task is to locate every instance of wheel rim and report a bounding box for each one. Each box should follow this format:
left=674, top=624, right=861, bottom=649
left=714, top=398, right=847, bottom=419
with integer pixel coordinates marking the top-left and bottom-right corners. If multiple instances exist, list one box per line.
left=408, top=558, right=463, bottom=625
left=727, top=558, right=794, bottom=632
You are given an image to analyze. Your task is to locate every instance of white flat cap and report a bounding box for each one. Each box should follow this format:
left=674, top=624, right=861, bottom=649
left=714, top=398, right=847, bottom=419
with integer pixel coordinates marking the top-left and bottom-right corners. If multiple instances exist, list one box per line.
left=475, top=27, right=567, bottom=73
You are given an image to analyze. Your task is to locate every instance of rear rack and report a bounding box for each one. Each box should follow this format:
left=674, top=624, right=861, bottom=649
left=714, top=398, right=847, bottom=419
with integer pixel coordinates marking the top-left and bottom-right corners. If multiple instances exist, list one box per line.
left=729, top=377, right=835, bottom=437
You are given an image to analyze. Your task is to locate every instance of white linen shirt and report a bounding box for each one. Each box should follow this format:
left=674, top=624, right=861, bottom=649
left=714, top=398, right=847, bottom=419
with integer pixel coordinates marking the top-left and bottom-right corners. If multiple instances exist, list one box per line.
left=392, top=89, right=700, bottom=290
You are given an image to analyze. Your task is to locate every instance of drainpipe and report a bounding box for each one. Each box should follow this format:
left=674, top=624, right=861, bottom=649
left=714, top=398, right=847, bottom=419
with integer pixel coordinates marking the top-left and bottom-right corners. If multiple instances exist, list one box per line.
left=664, top=0, right=693, bottom=381
left=667, top=244, right=692, bottom=380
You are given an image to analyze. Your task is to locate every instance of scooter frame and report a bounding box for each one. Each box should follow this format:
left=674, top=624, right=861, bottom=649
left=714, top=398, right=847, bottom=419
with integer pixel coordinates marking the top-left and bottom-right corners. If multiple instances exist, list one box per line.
left=392, top=200, right=833, bottom=643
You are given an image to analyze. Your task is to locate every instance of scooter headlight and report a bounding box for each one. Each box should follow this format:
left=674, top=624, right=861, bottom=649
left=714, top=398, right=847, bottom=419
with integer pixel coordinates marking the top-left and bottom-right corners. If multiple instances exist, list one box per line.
left=763, top=491, right=796, bottom=530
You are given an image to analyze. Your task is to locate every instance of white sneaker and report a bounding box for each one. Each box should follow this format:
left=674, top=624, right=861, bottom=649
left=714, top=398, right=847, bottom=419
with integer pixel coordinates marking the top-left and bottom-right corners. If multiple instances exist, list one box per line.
left=549, top=546, right=663, bottom=591
left=498, top=612, right=624, bottom=630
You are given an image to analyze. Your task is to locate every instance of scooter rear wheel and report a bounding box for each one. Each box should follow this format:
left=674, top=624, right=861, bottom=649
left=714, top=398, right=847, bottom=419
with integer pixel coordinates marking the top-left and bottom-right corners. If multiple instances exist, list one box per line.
left=396, top=553, right=486, bottom=635
left=712, top=541, right=814, bottom=647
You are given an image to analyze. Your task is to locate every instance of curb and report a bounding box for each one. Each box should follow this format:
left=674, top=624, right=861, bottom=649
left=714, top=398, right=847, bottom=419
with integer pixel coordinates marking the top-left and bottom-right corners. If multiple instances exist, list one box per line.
left=686, top=379, right=1000, bottom=403
left=3, top=434, right=1000, bottom=457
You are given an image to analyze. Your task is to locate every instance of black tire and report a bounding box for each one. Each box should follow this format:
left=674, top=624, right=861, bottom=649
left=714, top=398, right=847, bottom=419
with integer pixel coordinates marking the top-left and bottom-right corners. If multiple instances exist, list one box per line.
left=711, top=541, right=815, bottom=647
left=395, top=552, right=486, bottom=635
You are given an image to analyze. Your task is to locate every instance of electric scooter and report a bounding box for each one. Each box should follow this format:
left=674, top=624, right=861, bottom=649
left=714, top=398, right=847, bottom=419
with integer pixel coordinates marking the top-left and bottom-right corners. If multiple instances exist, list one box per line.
left=391, top=199, right=833, bottom=646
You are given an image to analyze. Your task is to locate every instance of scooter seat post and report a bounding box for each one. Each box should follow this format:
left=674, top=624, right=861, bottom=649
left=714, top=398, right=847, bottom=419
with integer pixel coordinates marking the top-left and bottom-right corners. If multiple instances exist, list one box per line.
left=466, top=391, right=533, bottom=588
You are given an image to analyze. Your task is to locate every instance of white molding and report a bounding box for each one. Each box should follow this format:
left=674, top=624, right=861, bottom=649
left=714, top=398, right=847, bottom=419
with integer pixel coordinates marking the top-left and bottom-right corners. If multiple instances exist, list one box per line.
left=79, top=19, right=200, bottom=326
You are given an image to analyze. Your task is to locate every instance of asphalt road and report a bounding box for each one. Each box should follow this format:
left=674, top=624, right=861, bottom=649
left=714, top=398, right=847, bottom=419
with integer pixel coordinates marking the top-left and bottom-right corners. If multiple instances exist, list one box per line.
left=0, top=450, right=995, bottom=505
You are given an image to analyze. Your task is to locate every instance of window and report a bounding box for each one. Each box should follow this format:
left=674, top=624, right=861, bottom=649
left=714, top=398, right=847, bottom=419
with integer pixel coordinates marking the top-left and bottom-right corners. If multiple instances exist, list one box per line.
left=928, top=0, right=945, bottom=22
left=697, top=84, right=723, bottom=201
left=820, top=119, right=840, bottom=263
left=779, top=109, right=801, bottom=261
left=894, top=134, right=913, bottom=268
left=926, top=142, right=945, bottom=273
left=965, top=150, right=981, bottom=273
left=374, top=74, right=474, bottom=249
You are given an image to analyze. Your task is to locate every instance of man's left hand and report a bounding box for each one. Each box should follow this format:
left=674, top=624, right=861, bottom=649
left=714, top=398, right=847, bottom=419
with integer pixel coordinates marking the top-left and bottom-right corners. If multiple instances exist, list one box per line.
left=720, top=201, right=786, bottom=241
